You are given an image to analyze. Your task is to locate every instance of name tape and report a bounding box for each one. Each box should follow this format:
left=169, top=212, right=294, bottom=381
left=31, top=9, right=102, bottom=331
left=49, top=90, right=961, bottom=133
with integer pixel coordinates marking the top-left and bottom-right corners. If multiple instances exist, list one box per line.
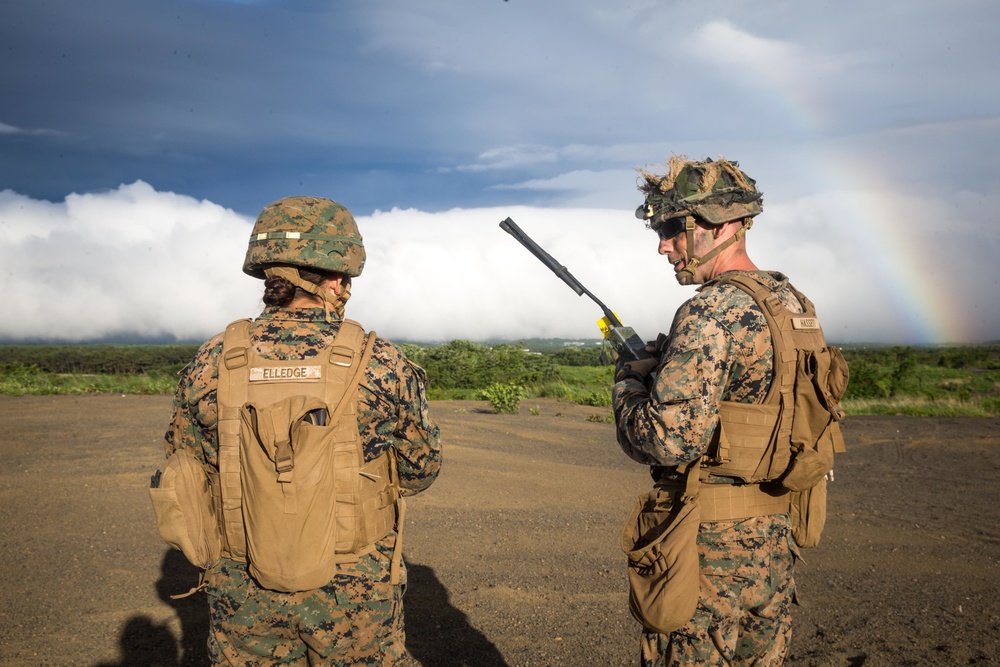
left=791, top=317, right=819, bottom=330
left=249, top=366, right=322, bottom=382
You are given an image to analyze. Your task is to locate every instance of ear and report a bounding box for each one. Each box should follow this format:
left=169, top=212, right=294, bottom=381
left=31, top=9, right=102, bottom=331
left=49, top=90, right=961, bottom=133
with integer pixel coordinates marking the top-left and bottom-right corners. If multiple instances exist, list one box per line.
left=713, top=220, right=740, bottom=240
left=323, top=275, right=344, bottom=296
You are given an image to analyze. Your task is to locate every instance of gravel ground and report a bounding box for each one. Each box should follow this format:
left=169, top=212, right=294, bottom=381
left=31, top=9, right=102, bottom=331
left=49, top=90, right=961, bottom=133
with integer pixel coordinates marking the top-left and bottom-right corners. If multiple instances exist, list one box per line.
left=0, top=395, right=997, bottom=666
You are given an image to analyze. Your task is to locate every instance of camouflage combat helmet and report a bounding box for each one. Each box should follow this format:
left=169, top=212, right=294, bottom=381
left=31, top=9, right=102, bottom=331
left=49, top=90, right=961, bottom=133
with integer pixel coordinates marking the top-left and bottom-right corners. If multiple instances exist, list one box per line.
left=635, top=156, right=762, bottom=227
left=635, top=156, right=763, bottom=285
left=243, top=196, right=366, bottom=279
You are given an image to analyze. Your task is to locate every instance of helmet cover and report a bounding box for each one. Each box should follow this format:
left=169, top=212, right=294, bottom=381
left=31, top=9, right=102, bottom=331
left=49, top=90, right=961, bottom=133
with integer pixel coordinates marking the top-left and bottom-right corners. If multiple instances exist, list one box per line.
left=635, top=156, right=763, bottom=227
left=243, top=196, right=366, bottom=278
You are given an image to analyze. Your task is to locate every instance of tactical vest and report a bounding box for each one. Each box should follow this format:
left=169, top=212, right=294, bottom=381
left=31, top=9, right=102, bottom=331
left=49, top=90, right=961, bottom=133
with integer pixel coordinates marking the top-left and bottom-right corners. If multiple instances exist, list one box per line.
left=214, top=318, right=403, bottom=592
left=692, top=273, right=848, bottom=536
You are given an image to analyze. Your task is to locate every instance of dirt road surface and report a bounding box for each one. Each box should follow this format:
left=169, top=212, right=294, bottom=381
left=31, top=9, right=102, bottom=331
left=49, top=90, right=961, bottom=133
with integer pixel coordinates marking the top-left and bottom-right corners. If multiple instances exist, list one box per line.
left=1, top=395, right=998, bottom=666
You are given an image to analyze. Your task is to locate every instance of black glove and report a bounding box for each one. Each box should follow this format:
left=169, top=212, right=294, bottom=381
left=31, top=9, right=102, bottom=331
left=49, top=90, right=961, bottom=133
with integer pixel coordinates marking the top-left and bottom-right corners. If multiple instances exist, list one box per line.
left=614, top=356, right=659, bottom=384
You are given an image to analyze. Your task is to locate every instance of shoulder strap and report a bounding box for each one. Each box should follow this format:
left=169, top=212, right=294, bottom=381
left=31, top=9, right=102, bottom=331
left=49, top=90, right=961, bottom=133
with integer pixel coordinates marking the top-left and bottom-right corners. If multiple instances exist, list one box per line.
left=323, top=319, right=377, bottom=427
left=217, top=318, right=252, bottom=560
left=323, top=321, right=410, bottom=583
left=712, top=274, right=798, bottom=472
left=712, top=273, right=798, bottom=406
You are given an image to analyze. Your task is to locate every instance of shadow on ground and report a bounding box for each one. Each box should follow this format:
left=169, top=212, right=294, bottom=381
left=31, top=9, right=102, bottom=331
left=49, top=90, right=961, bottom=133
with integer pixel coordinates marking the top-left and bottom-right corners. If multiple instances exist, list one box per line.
left=404, top=561, right=508, bottom=666
left=96, top=554, right=504, bottom=667
left=95, top=550, right=209, bottom=667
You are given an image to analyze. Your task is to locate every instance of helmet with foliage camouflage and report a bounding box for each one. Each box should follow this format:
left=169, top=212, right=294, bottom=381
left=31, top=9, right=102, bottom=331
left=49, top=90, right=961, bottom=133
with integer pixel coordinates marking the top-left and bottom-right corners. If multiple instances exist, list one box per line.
left=243, top=196, right=366, bottom=279
left=635, top=156, right=762, bottom=227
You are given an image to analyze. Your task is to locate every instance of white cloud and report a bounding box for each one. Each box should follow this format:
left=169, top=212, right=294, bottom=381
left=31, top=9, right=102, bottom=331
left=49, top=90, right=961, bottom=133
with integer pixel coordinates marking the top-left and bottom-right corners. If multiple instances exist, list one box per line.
left=354, top=205, right=664, bottom=343
left=1, top=182, right=997, bottom=345
left=450, top=145, right=561, bottom=173
left=488, top=169, right=639, bottom=209
left=0, top=182, right=259, bottom=342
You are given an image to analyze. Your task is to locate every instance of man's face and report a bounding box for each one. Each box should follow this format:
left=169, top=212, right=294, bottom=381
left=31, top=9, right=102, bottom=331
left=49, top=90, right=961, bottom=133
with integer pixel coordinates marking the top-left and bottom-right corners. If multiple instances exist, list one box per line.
left=656, top=220, right=716, bottom=285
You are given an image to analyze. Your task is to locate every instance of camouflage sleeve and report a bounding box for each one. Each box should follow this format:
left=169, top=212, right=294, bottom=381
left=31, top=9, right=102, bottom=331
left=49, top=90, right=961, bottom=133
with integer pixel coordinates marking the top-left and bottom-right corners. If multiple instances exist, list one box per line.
left=161, top=334, right=223, bottom=467
left=393, top=357, right=442, bottom=496
left=611, top=299, right=738, bottom=467
left=362, top=338, right=442, bottom=497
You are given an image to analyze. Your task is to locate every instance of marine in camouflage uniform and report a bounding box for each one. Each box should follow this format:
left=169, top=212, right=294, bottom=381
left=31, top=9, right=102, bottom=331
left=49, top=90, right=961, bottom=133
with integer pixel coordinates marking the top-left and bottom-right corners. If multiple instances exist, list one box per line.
left=612, top=157, right=805, bottom=666
left=161, top=196, right=441, bottom=666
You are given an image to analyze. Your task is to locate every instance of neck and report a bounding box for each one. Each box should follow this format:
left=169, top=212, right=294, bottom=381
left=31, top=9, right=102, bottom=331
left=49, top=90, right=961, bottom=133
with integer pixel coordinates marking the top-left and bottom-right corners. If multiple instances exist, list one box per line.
left=288, top=294, right=325, bottom=309
left=707, top=246, right=758, bottom=279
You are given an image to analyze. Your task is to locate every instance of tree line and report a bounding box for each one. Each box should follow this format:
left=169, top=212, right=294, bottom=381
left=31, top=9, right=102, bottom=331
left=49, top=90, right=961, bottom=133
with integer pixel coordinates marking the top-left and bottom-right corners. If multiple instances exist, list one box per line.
left=2, top=342, right=998, bottom=415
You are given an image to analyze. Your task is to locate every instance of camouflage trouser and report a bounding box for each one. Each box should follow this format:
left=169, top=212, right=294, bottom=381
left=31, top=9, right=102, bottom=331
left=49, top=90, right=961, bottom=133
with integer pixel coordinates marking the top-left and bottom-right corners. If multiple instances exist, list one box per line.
left=205, top=556, right=406, bottom=666
left=640, top=514, right=798, bottom=667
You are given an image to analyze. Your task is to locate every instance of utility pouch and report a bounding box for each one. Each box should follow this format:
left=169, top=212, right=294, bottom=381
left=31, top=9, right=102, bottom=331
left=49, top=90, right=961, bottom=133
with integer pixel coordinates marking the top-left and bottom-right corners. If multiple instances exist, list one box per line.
left=789, top=477, right=828, bottom=548
left=707, top=401, right=783, bottom=483
left=781, top=346, right=848, bottom=492
left=621, top=486, right=700, bottom=635
left=149, top=447, right=221, bottom=569
left=780, top=443, right=833, bottom=492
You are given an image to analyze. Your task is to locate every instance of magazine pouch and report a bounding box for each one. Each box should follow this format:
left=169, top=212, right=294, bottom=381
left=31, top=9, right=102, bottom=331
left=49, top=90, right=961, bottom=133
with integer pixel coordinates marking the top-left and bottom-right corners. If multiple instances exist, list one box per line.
left=149, top=447, right=222, bottom=569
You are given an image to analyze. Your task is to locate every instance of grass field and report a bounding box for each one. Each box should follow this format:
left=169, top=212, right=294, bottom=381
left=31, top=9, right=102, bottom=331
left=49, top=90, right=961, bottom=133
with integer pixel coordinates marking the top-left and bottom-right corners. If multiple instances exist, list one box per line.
left=1, top=343, right=998, bottom=417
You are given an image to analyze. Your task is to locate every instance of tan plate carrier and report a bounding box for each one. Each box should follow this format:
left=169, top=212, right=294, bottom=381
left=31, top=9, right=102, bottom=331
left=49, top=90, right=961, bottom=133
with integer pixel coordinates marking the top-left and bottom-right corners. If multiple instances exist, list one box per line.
left=689, top=273, right=848, bottom=530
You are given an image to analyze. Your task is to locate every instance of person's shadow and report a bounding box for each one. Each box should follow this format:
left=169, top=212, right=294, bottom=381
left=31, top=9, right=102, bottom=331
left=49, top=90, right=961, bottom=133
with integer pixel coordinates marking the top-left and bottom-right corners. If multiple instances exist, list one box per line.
left=97, top=554, right=506, bottom=666
left=94, top=549, right=208, bottom=666
left=92, top=615, right=178, bottom=667
left=156, top=549, right=212, bottom=665
left=404, top=562, right=509, bottom=667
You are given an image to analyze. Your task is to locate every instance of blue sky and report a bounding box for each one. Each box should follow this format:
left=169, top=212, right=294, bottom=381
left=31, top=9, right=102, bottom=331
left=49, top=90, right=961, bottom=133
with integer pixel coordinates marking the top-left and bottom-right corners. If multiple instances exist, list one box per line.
left=1, top=0, right=998, bottom=344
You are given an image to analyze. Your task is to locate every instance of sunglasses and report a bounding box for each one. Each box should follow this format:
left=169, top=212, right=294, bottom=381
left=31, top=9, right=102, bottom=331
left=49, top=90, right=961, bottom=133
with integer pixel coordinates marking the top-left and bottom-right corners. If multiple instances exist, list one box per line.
left=652, top=216, right=692, bottom=241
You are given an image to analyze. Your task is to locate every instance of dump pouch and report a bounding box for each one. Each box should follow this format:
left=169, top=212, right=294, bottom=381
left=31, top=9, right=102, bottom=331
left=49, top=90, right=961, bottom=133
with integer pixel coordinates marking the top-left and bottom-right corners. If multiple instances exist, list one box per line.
left=621, top=485, right=700, bottom=635
left=149, top=447, right=221, bottom=569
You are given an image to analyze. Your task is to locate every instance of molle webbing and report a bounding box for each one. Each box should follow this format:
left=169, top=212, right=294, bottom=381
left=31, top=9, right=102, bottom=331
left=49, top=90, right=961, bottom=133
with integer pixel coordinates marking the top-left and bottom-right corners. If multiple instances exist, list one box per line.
left=217, top=322, right=252, bottom=561
left=667, top=462, right=789, bottom=522
left=697, top=483, right=790, bottom=521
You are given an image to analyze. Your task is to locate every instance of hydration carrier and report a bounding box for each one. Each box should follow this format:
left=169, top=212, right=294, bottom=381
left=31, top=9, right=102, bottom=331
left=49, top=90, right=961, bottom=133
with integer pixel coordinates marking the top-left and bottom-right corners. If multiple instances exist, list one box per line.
left=699, top=273, right=849, bottom=545
left=215, top=318, right=403, bottom=591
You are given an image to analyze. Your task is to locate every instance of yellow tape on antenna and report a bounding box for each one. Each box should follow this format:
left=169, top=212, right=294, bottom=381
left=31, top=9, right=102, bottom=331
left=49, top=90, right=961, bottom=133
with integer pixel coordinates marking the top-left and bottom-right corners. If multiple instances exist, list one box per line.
left=597, top=313, right=622, bottom=339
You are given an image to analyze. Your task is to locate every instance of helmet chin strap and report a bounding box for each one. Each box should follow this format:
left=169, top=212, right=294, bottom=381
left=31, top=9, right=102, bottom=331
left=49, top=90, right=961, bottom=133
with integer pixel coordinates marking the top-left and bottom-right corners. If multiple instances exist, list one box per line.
left=264, top=266, right=349, bottom=322
left=675, top=217, right=754, bottom=286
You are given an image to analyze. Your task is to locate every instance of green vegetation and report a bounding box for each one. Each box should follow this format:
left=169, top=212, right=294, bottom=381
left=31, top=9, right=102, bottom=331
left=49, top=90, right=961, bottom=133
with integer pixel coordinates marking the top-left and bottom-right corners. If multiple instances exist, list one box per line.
left=1, top=341, right=998, bottom=418
left=0, top=344, right=200, bottom=375
left=839, top=345, right=1000, bottom=417
left=0, top=361, right=180, bottom=395
left=477, top=381, right=528, bottom=414
left=0, top=345, right=198, bottom=396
